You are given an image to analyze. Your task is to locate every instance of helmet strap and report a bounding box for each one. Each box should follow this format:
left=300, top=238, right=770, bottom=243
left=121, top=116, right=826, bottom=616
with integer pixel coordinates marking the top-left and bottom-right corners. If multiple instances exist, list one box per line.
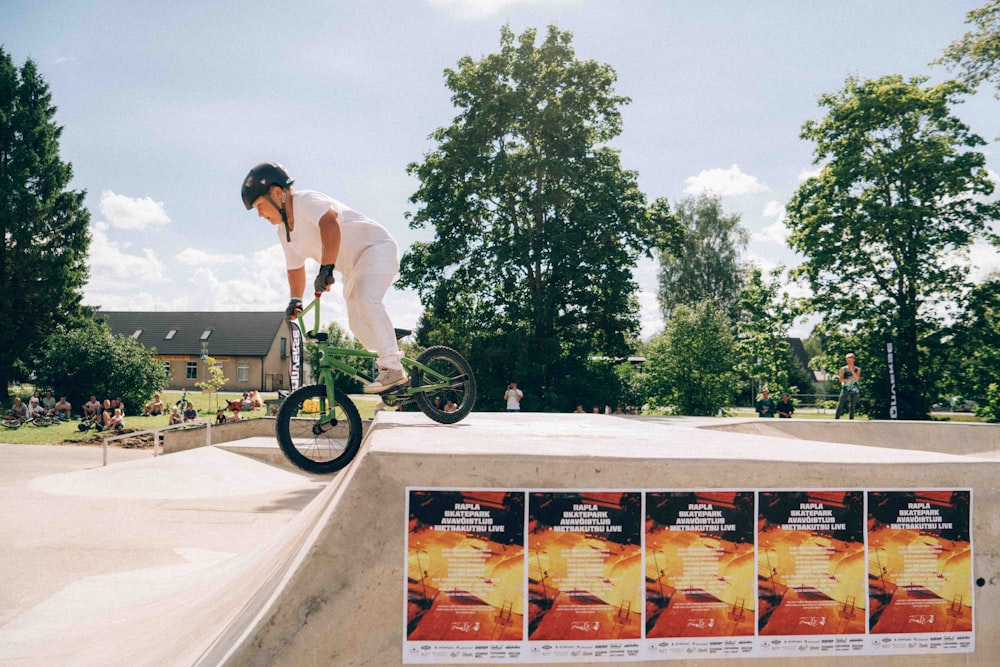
left=265, top=190, right=292, bottom=242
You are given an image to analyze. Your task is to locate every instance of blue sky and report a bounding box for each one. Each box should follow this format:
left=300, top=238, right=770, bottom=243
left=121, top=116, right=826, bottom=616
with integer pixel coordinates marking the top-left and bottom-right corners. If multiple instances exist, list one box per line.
left=4, top=0, right=997, bottom=338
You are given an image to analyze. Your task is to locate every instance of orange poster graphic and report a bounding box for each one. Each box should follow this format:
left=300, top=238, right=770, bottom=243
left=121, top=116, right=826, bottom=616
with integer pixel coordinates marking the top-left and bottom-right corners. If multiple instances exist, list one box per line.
left=645, top=491, right=756, bottom=638
left=757, top=491, right=866, bottom=636
left=527, top=492, right=643, bottom=641
left=406, top=490, right=525, bottom=641
left=868, top=490, right=972, bottom=635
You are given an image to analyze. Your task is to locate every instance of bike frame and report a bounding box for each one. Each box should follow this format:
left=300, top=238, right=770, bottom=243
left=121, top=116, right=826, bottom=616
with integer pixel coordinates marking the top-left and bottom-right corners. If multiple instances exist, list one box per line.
left=293, top=296, right=465, bottom=415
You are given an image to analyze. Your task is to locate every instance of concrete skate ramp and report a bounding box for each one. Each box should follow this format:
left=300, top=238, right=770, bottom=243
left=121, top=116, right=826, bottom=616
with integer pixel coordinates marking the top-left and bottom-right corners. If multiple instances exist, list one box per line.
left=210, top=413, right=1000, bottom=667
left=702, top=418, right=1000, bottom=457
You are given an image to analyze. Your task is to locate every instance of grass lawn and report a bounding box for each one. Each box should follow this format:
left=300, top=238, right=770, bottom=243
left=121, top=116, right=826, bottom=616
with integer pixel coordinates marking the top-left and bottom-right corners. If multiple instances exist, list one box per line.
left=0, top=389, right=383, bottom=446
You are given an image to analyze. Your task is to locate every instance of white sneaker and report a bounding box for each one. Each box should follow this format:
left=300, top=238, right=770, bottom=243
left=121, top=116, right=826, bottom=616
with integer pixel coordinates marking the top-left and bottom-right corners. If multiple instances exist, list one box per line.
left=364, top=367, right=409, bottom=393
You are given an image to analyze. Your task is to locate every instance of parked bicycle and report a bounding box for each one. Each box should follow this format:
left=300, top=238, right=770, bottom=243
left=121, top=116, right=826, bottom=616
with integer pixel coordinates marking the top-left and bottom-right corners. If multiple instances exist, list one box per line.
left=1, top=414, right=53, bottom=429
left=275, top=294, right=477, bottom=474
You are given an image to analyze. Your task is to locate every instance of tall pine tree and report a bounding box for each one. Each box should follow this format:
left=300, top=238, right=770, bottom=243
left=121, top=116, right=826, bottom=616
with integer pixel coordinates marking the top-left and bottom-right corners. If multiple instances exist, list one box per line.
left=0, top=47, right=91, bottom=401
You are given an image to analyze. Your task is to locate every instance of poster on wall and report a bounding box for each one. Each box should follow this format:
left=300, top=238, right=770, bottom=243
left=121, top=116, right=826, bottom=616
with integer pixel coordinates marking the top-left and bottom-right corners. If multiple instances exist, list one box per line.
left=405, top=490, right=526, bottom=663
left=526, top=491, right=643, bottom=661
left=867, top=490, right=973, bottom=654
left=402, top=488, right=974, bottom=663
left=756, top=491, right=867, bottom=656
left=644, top=491, right=756, bottom=660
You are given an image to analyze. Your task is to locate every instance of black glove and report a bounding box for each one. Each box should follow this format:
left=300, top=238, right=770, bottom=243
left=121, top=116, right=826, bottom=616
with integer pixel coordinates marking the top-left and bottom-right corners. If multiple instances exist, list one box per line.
left=314, top=264, right=336, bottom=293
left=285, top=298, right=303, bottom=319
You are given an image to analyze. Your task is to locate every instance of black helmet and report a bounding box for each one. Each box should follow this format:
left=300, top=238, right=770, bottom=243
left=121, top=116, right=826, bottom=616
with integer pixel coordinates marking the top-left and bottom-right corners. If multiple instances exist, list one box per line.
left=241, top=162, right=294, bottom=210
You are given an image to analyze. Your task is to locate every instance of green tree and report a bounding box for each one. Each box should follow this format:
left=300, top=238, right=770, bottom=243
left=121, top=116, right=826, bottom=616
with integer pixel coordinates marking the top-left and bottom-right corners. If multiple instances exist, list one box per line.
left=786, top=75, right=998, bottom=419
left=940, top=276, right=1000, bottom=415
left=305, top=321, right=367, bottom=394
left=34, top=318, right=168, bottom=415
left=735, top=265, right=797, bottom=401
left=644, top=302, right=737, bottom=415
left=401, top=25, right=680, bottom=411
left=657, top=193, right=748, bottom=322
left=0, top=47, right=91, bottom=401
left=935, top=1, right=1000, bottom=99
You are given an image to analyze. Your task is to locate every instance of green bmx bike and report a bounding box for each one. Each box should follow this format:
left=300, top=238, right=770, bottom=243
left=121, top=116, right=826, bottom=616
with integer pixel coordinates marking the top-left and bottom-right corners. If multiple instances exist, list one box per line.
left=275, top=295, right=477, bottom=474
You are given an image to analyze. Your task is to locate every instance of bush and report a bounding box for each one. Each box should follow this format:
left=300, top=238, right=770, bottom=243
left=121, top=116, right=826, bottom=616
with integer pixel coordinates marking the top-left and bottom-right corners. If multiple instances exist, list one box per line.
left=34, top=319, right=169, bottom=415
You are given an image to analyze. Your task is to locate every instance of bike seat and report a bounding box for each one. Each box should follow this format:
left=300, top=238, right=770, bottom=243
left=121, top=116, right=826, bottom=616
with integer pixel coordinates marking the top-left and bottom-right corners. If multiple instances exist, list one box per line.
left=308, top=331, right=328, bottom=342
left=394, top=328, right=411, bottom=340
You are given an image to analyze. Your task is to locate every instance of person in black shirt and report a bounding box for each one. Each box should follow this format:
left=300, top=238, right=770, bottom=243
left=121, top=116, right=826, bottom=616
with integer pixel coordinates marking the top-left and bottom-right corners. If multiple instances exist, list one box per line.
left=776, top=393, right=795, bottom=418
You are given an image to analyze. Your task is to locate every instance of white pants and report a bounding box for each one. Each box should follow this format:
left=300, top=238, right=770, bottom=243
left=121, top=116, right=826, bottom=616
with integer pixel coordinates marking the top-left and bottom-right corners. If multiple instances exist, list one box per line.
left=344, top=241, right=402, bottom=371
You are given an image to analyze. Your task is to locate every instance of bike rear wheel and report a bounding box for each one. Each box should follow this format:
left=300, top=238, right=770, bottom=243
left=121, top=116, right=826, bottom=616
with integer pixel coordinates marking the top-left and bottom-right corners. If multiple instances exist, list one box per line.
left=275, top=384, right=363, bottom=474
left=411, top=346, right=477, bottom=424
left=1, top=417, right=22, bottom=429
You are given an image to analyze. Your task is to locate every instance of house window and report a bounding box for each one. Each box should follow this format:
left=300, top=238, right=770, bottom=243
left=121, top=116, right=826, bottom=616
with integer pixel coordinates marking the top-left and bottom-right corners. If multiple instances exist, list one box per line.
left=131, top=329, right=142, bottom=339
left=185, top=361, right=198, bottom=380
left=165, top=330, right=176, bottom=340
left=280, top=337, right=287, bottom=359
left=200, top=330, right=212, bottom=340
left=237, top=361, right=250, bottom=383
left=162, top=361, right=171, bottom=377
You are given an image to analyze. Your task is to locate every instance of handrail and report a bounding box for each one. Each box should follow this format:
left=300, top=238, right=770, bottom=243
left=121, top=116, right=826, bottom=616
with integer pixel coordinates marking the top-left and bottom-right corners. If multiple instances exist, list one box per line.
left=102, top=418, right=213, bottom=467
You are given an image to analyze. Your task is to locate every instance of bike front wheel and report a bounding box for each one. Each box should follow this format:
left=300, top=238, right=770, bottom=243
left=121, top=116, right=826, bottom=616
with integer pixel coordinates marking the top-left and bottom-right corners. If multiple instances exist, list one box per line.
left=1, top=417, right=22, bottom=429
left=411, top=346, right=477, bottom=424
left=275, top=384, right=363, bottom=474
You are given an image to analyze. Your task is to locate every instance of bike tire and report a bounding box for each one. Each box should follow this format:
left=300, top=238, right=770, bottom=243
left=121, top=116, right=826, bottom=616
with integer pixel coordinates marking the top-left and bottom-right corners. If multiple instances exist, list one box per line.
left=411, top=346, right=477, bottom=425
left=32, top=416, right=52, bottom=427
left=1, top=418, right=22, bottom=429
left=275, top=384, right=363, bottom=474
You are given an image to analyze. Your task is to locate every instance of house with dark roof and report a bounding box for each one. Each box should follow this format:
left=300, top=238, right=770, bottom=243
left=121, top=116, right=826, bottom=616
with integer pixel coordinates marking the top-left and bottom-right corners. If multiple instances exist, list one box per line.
left=96, top=311, right=291, bottom=392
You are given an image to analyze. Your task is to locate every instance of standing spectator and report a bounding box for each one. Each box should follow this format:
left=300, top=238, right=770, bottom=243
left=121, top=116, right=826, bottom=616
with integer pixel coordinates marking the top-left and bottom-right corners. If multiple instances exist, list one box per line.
left=835, top=353, right=862, bottom=420
left=54, top=396, right=72, bottom=420
left=776, top=393, right=795, bottom=419
left=755, top=389, right=776, bottom=418
left=183, top=402, right=198, bottom=422
left=504, top=381, right=523, bottom=412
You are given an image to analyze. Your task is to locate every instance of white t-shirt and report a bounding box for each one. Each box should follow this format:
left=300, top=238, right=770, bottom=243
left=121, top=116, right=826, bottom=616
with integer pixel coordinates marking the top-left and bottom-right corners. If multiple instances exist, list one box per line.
left=505, top=387, right=523, bottom=410
left=278, top=190, right=397, bottom=298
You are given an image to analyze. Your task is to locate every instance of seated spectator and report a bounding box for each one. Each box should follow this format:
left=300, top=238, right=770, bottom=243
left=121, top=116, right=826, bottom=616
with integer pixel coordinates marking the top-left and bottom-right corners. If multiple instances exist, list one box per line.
left=9, top=397, right=27, bottom=421
left=110, top=397, right=125, bottom=416
left=443, top=400, right=457, bottom=413
left=107, top=407, right=125, bottom=432
left=143, top=394, right=165, bottom=416
left=241, top=392, right=253, bottom=412
left=216, top=409, right=227, bottom=424
left=54, top=396, right=72, bottom=420
left=83, top=395, right=101, bottom=420
left=183, top=402, right=198, bottom=422
left=229, top=406, right=243, bottom=421
left=95, top=399, right=113, bottom=431
left=28, top=400, right=47, bottom=420
left=168, top=406, right=183, bottom=425
left=41, top=391, right=57, bottom=414
left=249, top=390, right=262, bottom=410
left=27, top=390, right=41, bottom=415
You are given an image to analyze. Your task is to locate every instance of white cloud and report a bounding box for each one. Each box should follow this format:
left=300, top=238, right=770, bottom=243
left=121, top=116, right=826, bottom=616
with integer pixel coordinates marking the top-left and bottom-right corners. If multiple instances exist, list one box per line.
left=99, top=191, right=171, bottom=230
left=427, top=0, right=579, bottom=20
left=85, top=222, right=167, bottom=293
left=753, top=200, right=789, bottom=244
left=683, top=164, right=769, bottom=197
left=969, top=241, right=1000, bottom=283
left=797, top=167, right=822, bottom=181
left=175, top=248, right=247, bottom=266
